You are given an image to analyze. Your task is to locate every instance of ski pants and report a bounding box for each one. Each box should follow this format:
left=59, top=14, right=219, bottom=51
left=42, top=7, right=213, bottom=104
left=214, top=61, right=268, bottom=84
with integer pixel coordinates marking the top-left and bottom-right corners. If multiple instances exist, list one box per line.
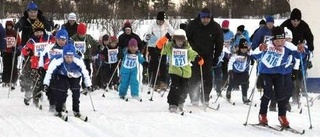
left=148, top=47, right=167, bottom=87
left=119, top=69, right=139, bottom=97
left=259, top=74, right=293, bottom=116
left=227, top=72, right=249, bottom=97
left=167, top=74, right=189, bottom=106
left=51, top=74, right=81, bottom=113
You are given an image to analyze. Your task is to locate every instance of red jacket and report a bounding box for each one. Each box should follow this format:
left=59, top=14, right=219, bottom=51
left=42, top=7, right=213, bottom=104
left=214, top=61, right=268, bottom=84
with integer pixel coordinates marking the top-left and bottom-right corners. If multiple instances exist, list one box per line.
left=21, top=34, right=55, bottom=69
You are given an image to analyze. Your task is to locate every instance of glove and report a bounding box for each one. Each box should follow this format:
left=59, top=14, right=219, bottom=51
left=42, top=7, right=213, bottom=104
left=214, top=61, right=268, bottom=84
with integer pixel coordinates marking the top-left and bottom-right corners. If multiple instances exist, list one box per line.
left=142, top=61, right=149, bottom=68
left=291, top=69, right=299, bottom=81
left=165, top=33, right=171, bottom=40
left=306, top=61, right=313, bottom=69
left=194, top=55, right=204, bottom=66
left=228, top=70, right=234, bottom=79
left=38, top=67, right=46, bottom=76
left=258, top=43, right=267, bottom=51
left=27, top=48, right=34, bottom=56
left=43, top=85, right=49, bottom=92
left=297, top=43, right=305, bottom=52
left=156, top=36, right=168, bottom=50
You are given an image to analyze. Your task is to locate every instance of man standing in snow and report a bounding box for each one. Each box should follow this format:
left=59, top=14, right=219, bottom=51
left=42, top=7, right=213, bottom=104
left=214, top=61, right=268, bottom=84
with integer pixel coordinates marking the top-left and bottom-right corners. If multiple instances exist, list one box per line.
left=62, top=12, right=79, bottom=37
left=117, top=21, right=144, bottom=54
left=185, top=7, right=224, bottom=106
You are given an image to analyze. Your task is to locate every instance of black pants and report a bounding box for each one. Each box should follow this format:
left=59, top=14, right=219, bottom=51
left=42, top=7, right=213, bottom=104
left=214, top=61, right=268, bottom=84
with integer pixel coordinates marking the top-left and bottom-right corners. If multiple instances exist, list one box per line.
left=259, top=74, right=293, bottom=116
left=51, top=75, right=81, bottom=113
left=167, top=74, right=189, bottom=106
left=148, top=47, right=167, bottom=87
left=96, top=63, right=119, bottom=89
left=1, top=53, right=19, bottom=83
left=227, top=72, right=249, bottom=97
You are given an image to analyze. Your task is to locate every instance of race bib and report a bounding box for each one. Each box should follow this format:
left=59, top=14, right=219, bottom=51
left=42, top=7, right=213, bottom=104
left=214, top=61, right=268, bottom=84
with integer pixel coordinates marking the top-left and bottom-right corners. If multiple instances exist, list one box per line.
left=261, top=49, right=284, bottom=68
left=123, top=54, right=138, bottom=69
left=233, top=56, right=248, bottom=72
left=74, top=41, right=86, bottom=54
left=34, top=42, right=48, bottom=57
left=108, top=49, right=119, bottom=64
left=6, top=37, right=16, bottom=48
left=172, top=48, right=188, bottom=67
left=48, top=48, right=63, bottom=59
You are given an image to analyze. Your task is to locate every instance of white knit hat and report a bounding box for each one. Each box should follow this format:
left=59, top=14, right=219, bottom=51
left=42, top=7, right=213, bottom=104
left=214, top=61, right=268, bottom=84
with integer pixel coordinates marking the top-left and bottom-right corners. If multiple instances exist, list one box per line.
left=68, top=12, right=77, bottom=21
left=284, top=27, right=292, bottom=39
left=173, top=29, right=187, bottom=40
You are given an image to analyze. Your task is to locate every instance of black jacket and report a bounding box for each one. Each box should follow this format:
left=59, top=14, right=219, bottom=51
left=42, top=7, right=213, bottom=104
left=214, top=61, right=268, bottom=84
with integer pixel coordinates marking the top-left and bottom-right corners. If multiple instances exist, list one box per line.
left=117, top=32, right=143, bottom=52
left=280, top=19, right=314, bottom=51
left=62, top=22, right=78, bottom=37
left=185, top=15, right=224, bottom=61
left=14, top=10, right=53, bottom=46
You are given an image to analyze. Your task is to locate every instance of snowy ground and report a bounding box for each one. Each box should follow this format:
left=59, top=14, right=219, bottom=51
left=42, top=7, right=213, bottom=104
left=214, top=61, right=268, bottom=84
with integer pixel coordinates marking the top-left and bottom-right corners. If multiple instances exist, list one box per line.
left=0, top=75, right=319, bottom=137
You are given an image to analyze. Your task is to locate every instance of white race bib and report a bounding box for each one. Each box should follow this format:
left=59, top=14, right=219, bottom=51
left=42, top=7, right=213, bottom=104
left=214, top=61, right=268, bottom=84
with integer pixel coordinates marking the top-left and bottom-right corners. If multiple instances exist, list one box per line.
left=172, top=48, right=188, bottom=67
left=261, top=48, right=284, bottom=68
left=48, top=48, right=63, bottom=59
left=74, top=41, right=86, bottom=54
left=123, top=54, right=138, bottom=69
left=108, top=49, right=119, bottom=64
left=34, top=42, right=48, bottom=57
left=263, top=35, right=273, bottom=44
left=233, top=56, right=248, bottom=72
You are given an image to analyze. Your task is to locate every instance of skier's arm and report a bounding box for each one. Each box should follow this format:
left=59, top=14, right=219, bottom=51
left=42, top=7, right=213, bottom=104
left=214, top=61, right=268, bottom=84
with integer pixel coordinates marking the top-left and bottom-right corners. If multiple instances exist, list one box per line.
left=74, top=58, right=92, bottom=87
left=227, top=55, right=236, bottom=71
left=43, top=58, right=61, bottom=86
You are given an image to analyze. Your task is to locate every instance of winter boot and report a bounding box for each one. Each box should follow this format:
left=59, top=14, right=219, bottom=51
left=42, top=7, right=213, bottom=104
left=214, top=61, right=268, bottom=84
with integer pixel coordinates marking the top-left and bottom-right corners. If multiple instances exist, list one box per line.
left=226, top=91, right=231, bottom=100
left=55, top=111, right=63, bottom=117
left=120, top=96, right=126, bottom=100
left=178, top=103, right=184, bottom=111
left=49, top=105, right=56, bottom=113
left=74, top=111, right=82, bottom=117
left=169, top=105, right=178, bottom=113
left=258, top=114, right=268, bottom=125
left=242, top=96, right=251, bottom=104
left=278, top=116, right=290, bottom=128
left=24, top=98, right=30, bottom=106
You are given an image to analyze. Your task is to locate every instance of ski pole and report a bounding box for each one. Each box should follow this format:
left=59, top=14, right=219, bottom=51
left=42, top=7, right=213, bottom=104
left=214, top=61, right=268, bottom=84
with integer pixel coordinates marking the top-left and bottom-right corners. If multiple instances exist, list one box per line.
left=87, top=88, right=96, bottom=111
left=26, top=74, right=42, bottom=101
left=300, top=53, right=312, bottom=129
left=8, top=28, right=20, bottom=98
left=200, top=65, right=206, bottom=111
left=149, top=47, right=165, bottom=101
left=102, top=59, right=121, bottom=97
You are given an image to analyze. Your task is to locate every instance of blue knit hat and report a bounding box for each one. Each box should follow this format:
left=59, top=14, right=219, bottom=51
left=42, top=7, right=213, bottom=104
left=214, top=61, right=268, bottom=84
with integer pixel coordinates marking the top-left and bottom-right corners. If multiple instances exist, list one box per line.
left=56, top=26, right=68, bottom=40
left=63, top=43, right=76, bottom=56
left=265, top=16, right=274, bottom=23
left=27, top=1, right=38, bottom=11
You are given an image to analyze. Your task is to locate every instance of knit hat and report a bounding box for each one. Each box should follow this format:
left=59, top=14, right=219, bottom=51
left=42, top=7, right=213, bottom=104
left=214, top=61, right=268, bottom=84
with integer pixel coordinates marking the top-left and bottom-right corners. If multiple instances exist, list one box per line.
left=265, top=16, right=274, bottom=23
left=63, top=43, right=76, bottom=56
left=259, top=19, right=266, bottom=25
left=77, top=23, right=87, bottom=35
left=102, top=34, right=109, bottom=41
left=199, top=7, right=211, bottom=18
left=27, top=1, right=38, bottom=11
left=32, top=19, right=45, bottom=32
left=179, top=23, right=187, bottom=30
left=109, top=36, right=118, bottom=43
left=5, top=20, right=14, bottom=28
left=290, top=8, right=302, bottom=20
left=173, top=29, right=187, bottom=40
left=284, top=27, right=292, bottom=39
left=157, top=11, right=166, bottom=21
left=128, top=38, right=138, bottom=47
left=56, top=26, right=68, bottom=40
left=237, top=25, right=245, bottom=32
left=68, top=13, right=77, bottom=21
left=238, top=38, right=248, bottom=49
left=221, top=20, right=229, bottom=28
left=272, top=26, right=285, bottom=40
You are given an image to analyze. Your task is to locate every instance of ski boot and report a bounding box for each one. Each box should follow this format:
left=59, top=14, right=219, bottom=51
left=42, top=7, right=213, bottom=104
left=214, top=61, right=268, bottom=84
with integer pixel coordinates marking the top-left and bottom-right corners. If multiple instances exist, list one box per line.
left=24, top=98, right=30, bottom=106
left=49, top=105, right=56, bottom=113
left=74, top=111, right=82, bottom=117
left=278, top=116, right=290, bottom=128
left=178, top=103, right=184, bottom=111
left=169, top=105, right=178, bottom=113
left=258, top=114, right=268, bottom=125
left=242, top=96, right=251, bottom=104
left=226, top=91, right=231, bottom=100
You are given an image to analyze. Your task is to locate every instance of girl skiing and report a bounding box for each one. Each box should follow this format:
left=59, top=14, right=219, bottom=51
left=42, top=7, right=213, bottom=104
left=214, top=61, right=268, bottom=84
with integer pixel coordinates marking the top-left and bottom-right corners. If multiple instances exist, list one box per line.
left=159, top=29, right=202, bottom=112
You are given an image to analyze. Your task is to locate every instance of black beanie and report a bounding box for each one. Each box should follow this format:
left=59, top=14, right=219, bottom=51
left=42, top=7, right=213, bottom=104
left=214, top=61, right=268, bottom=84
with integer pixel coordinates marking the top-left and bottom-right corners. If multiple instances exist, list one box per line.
left=238, top=38, right=248, bottom=49
left=157, top=11, right=166, bottom=21
left=290, top=8, right=302, bottom=20
left=259, top=19, right=266, bottom=25
left=237, top=25, right=245, bottom=32
left=272, top=26, right=285, bottom=40
left=102, top=34, right=109, bottom=41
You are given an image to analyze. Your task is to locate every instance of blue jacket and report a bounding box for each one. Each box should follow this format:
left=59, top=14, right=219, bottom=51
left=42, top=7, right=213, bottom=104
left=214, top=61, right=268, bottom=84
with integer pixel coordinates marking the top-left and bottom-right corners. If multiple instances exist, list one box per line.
left=251, top=41, right=304, bottom=75
left=223, top=30, right=234, bottom=41
left=120, top=50, right=145, bottom=74
left=43, top=55, right=92, bottom=87
left=251, top=26, right=273, bottom=50
left=228, top=52, right=251, bottom=73
left=0, top=23, right=5, bottom=51
left=233, top=30, right=251, bottom=48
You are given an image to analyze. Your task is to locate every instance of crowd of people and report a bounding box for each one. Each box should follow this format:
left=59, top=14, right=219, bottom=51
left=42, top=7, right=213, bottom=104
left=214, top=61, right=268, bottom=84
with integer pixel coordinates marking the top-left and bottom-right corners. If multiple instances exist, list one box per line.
left=0, top=1, right=314, bottom=128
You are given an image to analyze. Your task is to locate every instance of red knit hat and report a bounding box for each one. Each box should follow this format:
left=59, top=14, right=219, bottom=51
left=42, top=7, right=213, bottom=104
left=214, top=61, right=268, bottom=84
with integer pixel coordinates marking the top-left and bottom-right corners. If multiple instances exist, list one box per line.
left=222, top=20, right=229, bottom=28
left=77, top=23, right=87, bottom=35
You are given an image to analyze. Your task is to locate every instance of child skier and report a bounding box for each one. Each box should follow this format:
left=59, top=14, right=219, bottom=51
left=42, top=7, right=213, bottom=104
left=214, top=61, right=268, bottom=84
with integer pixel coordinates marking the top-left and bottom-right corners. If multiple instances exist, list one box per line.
left=251, top=26, right=305, bottom=128
left=43, top=43, right=92, bottom=119
left=226, top=38, right=251, bottom=104
left=118, top=38, right=149, bottom=100
left=159, top=29, right=202, bottom=112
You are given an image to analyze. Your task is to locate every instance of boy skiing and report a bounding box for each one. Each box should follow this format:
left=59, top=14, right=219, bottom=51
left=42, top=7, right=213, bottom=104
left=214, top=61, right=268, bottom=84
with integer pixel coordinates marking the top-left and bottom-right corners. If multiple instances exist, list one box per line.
left=226, top=38, right=251, bottom=104
left=251, top=26, right=305, bottom=127
left=118, top=38, right=149, bottom=100
left=43, top=43, right=92, bottom=120
left=158, top=29, right=202, bottom=112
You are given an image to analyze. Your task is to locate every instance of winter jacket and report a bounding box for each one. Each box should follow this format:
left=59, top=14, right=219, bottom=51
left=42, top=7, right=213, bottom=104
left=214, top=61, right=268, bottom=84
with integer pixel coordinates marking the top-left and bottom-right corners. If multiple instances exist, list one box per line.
left=145, top=21, right=174, bottom=47
left=251, top=41, right=304, bottom=75
left=71, top=34, right=98, bottom=60
left=233, top=30, right=251, bottom=48
left=14, top=10, right=53, bottom=47
left=62, top=22, right=78, bottom=37
left=4, top=28, right=21, bottom=54
left=21, top=34, right=55, bottom=69
left=223, top=29, right=234, bottom=41
left=185, top=15, right=224, bottom=62
left=94, top=43, right=119, bottom=67
left=251, top=26, right=273, bottom=50
left=43, top=55, right=92, bottom=87
left=280, top=19, right=314, bottom=51
left=120, top=50, right=145, bottom=74
left=118, top=33, right=143, bottom=53
left=38, top=43, right=64, bottom=70
left=161, top=42, right=198, bottom=78
left=0, top=23, right=5, bottom=51
left=228, top=52, right=251, bottom=73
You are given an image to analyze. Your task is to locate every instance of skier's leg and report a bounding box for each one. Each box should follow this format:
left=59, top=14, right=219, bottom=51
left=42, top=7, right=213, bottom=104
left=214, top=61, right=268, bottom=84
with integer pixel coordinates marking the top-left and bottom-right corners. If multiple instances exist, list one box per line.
left=119, top=72, right=130, bottom=97
left=130, top=70, right=139, bottom=97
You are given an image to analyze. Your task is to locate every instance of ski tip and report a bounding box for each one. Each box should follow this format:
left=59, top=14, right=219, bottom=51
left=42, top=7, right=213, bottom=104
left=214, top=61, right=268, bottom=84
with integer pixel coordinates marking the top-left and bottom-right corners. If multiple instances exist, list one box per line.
left=254, top=104, right=257, bottom=107
left=243, top=123, right=248, bottom=126
left=65, top=116, right=68, bottom=122
left=180, top=112, right=184, bottom=116
left=232, top=102, right=235, bottom=105
left=125, top=98, right=129, bottom=102
left=147, top=91, right=151, bottom=94
left=102, top=94, right=105, bottom=97
left=139, top=99, right=143, bottom=102
left=302, top=129, right=306, bottom=134
left=84, top=117, right=88, bottom=122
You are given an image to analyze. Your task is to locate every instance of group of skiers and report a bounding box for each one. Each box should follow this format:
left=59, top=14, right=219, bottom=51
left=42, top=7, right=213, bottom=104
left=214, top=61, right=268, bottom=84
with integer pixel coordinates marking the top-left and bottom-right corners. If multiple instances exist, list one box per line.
left=0, top=1, right=314, bottom=128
